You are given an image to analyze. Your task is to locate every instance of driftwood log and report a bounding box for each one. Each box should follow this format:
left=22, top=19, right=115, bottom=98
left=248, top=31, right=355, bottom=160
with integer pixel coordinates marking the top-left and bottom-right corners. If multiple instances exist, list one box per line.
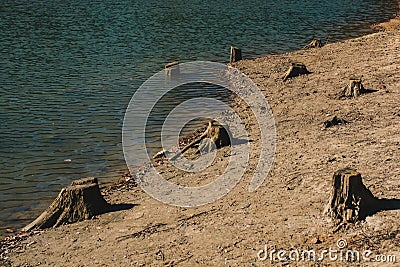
left=230, top=46, right=242, bottom=63
left=23, top=177, right=110, bottom=231
left=170, top=120, right=231, bottom=161
left=343, top=77, right=365, bottom=97
left=282, top=62, right=310, bottom=81
left=325, top=168, right=378, bottom=223
left=303, top=38, right=323, bottom=49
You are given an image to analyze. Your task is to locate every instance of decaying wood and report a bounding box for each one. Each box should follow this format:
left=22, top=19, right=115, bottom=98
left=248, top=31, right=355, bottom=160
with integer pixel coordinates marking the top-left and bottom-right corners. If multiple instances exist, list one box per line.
left=343, top=77, right=365, bottom=97
left=324, top=168, right=378, bottom=223
left=282, top=62, right=310, bottom=81
left=153, top=150, right=167, bottom=160
left=23, top=177, right=110, bottom=231
left=324, top=116, right=347, bottom=128
left=230, top=46, right=242, bottom=63
left=303, top=38, right=323, bottom=49
left=170, top=120, right=231, bottom=161
left=165, top=61, right=180, bottom=77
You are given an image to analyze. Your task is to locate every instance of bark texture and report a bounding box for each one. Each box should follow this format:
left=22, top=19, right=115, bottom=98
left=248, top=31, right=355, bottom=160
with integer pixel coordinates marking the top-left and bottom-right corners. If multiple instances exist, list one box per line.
left=23, top=177, right=110, bottom=231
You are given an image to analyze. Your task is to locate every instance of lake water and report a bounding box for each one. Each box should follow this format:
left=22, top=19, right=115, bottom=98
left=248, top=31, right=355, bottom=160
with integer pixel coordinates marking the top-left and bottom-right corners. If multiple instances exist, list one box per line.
left=0, top=0, right=398, bottom=235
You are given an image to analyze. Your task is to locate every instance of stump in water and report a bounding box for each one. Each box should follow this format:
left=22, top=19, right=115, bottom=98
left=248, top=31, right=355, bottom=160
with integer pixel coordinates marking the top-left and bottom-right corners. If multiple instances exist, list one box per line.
left=170, top=120, right=231, bottom=160
left=23, top=177, right=110, bottom=231
left=303, top=38, right=323, bottom=49
left=344, top=77, right=365, bottom=97
left=282, top=62, right=310, bottom=81
left=165, top=61, right=180, bottom=77
left=325, top=168, right=378, bottom=223
left=230, top=46, right=242, bottom=63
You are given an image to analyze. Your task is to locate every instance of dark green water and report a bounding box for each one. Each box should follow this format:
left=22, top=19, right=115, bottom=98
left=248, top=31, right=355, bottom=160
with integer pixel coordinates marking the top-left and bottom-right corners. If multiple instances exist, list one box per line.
left=0, top=0, right=398, bottom=234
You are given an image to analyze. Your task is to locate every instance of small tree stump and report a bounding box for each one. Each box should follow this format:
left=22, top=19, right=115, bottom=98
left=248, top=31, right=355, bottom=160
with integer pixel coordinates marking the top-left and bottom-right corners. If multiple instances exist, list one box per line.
left=344, top=77, right=365, bottom=97
left=165, top=61, right=180, bottom=77
left=303, top=38, right=323, bottom=49
left=325, top=168, right=378, bottom=223
left=230, top=46, right=242, bottom=63
left=282, top=62, right=310, bottom=81
left=197, top=120, right=230, bottom=154
left=23, top=177, right=110, bottom=231
left=324, top=116, right=347, bottom=128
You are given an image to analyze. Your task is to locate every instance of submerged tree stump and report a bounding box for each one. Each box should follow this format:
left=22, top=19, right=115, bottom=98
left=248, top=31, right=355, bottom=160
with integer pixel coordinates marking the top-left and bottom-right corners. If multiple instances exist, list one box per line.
left=344, top=77, right=365, bottom=97
left=303, top=38, right=323, bottom=49
left=170, top=120, right=231, bottom=160
left=23, top=177, right=110, bottom=231
left=165, top=61, right=180, bottom=77
left=282, top=62, right=310, bottom=81
left=325, top=168, right=378, bottom=223
left=230, top=46, right=242, bottom=63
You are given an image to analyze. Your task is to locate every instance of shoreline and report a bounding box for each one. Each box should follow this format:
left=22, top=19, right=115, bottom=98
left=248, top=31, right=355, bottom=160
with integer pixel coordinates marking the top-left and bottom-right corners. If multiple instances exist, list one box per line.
left=1, top=3, right=399, bottom=239
left=2, top=16, right=400, bottom=267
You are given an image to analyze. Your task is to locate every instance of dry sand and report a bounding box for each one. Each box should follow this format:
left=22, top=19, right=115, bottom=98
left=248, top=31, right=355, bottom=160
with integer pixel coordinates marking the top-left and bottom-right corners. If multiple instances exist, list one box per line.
left=1, top=27, right=399, bottom=267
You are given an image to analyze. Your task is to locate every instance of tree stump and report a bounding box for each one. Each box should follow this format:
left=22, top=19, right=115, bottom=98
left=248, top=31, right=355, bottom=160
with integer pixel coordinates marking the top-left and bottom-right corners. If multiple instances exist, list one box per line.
left=303, top=38, right=323, bottom=49
left=282, top=62, right=310, bottom=81
left=165, top=61, right=180, bottom=77
left=324, top=116, right=347, bottom=128
left=170, top=120, right=231, bottom=160
left=230, top=46, right=242, bottom=63
left=23, top=177, right=110, bottom=231
left=325, top=168, right=378, bottom=223
left=343, top=77, right=365, bottom=97
left=197, top=120, right=230, bottom=154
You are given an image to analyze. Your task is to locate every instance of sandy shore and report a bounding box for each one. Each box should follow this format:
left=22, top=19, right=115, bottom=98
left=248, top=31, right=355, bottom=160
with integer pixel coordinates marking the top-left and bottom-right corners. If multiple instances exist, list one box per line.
left=2, top=26, right=400, bottom=267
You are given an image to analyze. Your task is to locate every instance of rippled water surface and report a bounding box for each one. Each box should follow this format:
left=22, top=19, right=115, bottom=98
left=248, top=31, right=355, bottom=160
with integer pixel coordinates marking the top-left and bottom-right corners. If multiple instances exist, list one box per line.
left=0, top=0, right=398, bottom=234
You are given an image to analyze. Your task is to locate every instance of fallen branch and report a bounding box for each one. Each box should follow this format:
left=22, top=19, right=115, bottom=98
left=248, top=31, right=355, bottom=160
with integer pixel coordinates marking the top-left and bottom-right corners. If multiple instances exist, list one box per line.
left=170, top=120, right=230, bottom=161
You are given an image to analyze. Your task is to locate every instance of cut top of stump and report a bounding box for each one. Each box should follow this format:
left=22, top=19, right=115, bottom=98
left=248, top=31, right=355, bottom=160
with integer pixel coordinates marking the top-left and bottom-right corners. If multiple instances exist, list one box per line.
left=165, top=61, right=179, bottom=69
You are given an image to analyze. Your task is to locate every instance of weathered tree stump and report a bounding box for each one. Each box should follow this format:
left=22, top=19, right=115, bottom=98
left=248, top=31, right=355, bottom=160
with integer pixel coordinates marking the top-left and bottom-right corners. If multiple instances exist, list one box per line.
left=23, top=177, right=110, bottom=231
left=165, top=61, right=180, bottom=77
left=343, top=77, right=365, bottom=97
left=325, top=168, right=378, bottom=223
left=303, top=38, right=323, bottom=49
left=282, top=62, right=310, bottom=81
left=197, top=120, right=230, bottom=154
left=230, top=46, right=242, bottom=63
left=170, top=120, right=231, bottom=160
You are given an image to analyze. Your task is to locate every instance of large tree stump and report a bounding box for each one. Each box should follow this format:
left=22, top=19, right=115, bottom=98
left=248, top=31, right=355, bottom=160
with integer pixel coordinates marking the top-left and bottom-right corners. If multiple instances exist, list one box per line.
left=230, top=46, right=242, bottom=63
left=23, top=177, right=110, bottom=231
left=343, top=77, right=365, bottom=97
left=325, top=168, right=378, bottom=223
left=170, top=120, right=231, bottom=160
left=282, top=62, right=310, bottom=81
